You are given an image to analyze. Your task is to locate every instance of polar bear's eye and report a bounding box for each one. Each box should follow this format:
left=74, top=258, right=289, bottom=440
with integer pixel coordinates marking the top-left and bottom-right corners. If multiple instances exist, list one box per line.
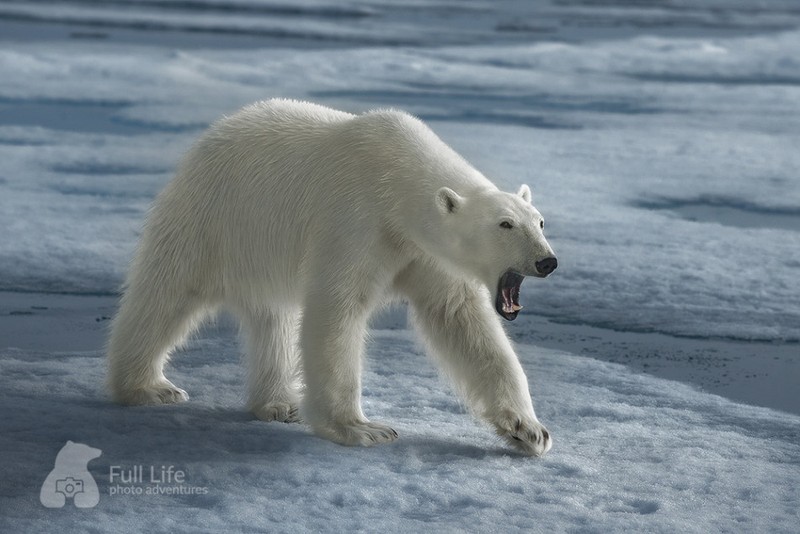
left=540, top=220, right=544, bottom=229
left=500, top=221, right=513, bottom=229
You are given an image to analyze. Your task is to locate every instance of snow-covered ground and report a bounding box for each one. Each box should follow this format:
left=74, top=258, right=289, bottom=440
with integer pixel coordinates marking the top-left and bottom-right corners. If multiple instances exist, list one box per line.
left=2, top=292, right=799, bottom=532
left=1, top=1, right=798, bottom=531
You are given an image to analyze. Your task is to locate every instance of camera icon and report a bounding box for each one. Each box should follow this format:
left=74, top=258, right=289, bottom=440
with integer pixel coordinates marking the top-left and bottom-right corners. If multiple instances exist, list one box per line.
left=55, top=477, right=84, bottom=499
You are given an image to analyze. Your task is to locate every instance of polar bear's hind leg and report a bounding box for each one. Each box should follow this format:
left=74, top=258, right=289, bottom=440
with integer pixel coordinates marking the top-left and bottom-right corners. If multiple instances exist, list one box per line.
left=241, top=307, right=302, bottom=423
left=107, top=282, right=205, bottom=406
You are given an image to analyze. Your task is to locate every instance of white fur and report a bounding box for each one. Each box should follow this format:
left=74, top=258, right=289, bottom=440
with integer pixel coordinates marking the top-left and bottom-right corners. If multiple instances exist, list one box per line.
left=107, top=99, right=556, bottom=456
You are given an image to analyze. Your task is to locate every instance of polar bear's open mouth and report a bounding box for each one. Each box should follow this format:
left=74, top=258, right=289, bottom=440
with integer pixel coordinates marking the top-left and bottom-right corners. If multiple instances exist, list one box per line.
left=496, top=271, right=525, bottom=321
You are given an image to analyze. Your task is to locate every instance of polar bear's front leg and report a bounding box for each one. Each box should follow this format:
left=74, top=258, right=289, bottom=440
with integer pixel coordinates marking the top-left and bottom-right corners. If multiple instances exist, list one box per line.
left=395, top=261, right=552, bottom=457
left=299, top=291, right=397, bottom=447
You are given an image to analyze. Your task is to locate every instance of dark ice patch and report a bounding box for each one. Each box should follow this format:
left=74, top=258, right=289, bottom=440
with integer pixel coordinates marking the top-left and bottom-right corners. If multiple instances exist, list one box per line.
left=634, top=196, right=800, bottom=231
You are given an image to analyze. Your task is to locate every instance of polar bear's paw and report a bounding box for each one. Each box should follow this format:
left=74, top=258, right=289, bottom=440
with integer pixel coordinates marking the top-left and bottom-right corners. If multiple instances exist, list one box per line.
left=252, top=402, right=301, bottom=423
left=493, top=412, right=552, bottom=457
left=320, top=421, right=399, bottom=447
left=114, top=381, right=189, bottom=406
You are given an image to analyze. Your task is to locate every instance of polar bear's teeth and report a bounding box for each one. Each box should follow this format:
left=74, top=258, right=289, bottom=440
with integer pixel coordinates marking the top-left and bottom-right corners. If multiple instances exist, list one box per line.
left=502, top=288, right=513, bottom=306
left=502, top=303, right=514, bottom=314
left=511, top=304, right=523, bottom=312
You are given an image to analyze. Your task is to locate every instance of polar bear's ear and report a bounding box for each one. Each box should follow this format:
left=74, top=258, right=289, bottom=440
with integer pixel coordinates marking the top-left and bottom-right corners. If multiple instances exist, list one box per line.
left=435, top=187, right=463, bottom=215
left=518, top=184, right=532, bottom=203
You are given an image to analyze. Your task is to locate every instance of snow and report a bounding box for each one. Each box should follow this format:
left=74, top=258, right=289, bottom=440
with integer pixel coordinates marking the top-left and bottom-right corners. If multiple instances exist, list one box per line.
left=1, top=0, right=799, bottom=531
left=1, top=295, right=798, bottom=532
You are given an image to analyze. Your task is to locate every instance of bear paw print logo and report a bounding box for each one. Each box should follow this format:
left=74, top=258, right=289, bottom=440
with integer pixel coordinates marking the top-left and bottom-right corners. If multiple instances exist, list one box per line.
left=40, top=440, right=102, bottom=508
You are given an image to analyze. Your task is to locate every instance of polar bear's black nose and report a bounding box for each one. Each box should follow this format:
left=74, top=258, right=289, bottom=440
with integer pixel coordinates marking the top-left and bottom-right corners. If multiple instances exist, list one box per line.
left=536, top=257, right=558, bottom=276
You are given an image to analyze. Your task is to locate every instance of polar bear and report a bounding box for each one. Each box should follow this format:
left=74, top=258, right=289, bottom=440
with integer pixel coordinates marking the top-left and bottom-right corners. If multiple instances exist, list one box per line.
left=107, top=99, right=558, bottom=456
left=40, top=441, right=102, bottom=508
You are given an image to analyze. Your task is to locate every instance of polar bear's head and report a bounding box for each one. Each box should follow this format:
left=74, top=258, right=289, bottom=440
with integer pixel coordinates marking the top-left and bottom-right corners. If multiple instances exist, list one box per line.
left=434, top=184, right=557, bottom=321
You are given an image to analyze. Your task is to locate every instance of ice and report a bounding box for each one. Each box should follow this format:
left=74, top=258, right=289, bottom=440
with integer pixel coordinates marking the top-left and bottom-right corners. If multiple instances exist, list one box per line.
left=2, top=12, right=800, bottom=338
left=0, top=301, right=798, bottom=532
left=1, top=0, right=799, bottom=531
left=0, top=312, right=800, bottom=532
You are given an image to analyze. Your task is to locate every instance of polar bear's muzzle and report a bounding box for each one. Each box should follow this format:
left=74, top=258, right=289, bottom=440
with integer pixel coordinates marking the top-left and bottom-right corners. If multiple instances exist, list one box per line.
left=496, top=271, right=525, bottom=321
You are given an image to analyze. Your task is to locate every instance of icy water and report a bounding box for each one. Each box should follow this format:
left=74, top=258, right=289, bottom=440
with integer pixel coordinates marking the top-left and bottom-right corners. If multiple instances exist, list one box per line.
left=635, top=196, right=800, bottom=232
left=3, top=0, right=799, bottom=50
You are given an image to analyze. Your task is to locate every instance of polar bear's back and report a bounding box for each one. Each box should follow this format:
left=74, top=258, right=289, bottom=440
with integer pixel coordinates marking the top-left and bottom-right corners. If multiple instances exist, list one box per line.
left=138, top=100, right=400, bottom=302
left=177, top=99, right=376, bottom=205
left=135, top=99, right=488, bottom=304
left=166, top=99, right=462, bottom=235
left=219, top=98, right=356, bottom=138
left=180, top=100, right=394, bottom=235
left=175, top=98, right=480, bottom=207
